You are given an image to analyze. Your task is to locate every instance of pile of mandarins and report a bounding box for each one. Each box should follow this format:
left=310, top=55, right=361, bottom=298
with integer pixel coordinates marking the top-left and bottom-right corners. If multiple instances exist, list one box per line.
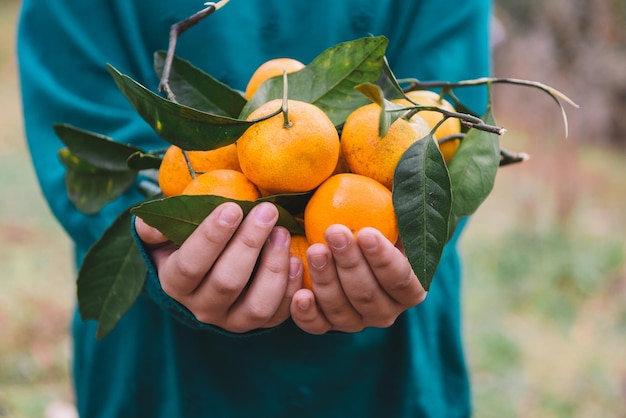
left=157, top=58, right=462, bottom=289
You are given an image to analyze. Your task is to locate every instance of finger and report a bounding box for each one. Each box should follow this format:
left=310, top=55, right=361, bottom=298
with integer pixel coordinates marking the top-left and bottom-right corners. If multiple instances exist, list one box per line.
left=324, top=225, right=397, bottom=324
left=307, top=238, right=363, bottom=331
left=192, top=202, right=279, bottom=315
left=134, top=216, right=178, bottom=267
left=134, top=216, right=168, bottom=246
left=159, top=202, right=243, bottom=298
left=264, top=255, right=305, bottom=328
left=225, top=227, right=292, bottom=332
left=357, top=227, right=426, bottom=308
left=290, top=289, right=332, bottom=335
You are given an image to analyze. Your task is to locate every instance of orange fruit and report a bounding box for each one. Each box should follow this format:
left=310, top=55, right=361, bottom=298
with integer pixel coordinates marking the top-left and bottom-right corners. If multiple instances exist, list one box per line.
left=340, top=103, right=431, bottom=190
left=244, top=58, right=305, bottom=100
left=158, top=144, right=241, bottom=197
left=304, top=173, right=398, bottom=245
left=403, top=90, right=462, bottom=163
left=289, top=234, right=312, bottom=290
left=181, top=169, right=260, bottom=201
left=237, top=99, right=340, bottom=195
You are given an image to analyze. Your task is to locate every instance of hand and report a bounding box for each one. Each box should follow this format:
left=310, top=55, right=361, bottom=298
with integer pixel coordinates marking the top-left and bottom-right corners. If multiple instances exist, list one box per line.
left=135, top=202, right=302, bottom=333
left=290, top=225, right=426, bottom=334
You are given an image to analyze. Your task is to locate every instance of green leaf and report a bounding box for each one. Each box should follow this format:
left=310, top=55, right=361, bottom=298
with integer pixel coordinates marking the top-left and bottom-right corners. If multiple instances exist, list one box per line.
left=355, top=82, right=386, bottom=105
left=107, top=64, right=252, bottom=151
left=126, top=151, right=162, bottom=171
left=77, top=209, right=147, bottom=339
left=354, top=83, right=414, bottom=138
left=241, top=36, right=389, bottom=126
left=393, top=136, right=452, bottom=291
left=377, top=56, right=406, bottom=100
left=54, top=123, right=142, bottom=171
left=153, top=51, right=246, bottom=118
left=131, top=195, right=304, bottom=246
left=258, top=191, right=314, bottom=218
left=59, top=149, right=137, bottom=214
left=447, top=108, right=500, bottom=235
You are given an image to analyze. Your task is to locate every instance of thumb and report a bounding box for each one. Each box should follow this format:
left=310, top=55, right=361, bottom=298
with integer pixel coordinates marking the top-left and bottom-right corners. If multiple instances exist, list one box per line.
left=134, top=216, right=169, bottom=246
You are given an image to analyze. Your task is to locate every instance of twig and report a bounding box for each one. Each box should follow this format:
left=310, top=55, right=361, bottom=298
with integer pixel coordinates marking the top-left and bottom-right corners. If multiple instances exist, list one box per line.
left=405, top=105, right=506, bottom=135
left=402, top=77, right=579, bottom=138
left=158, top=0, right=230, bottom=101
left=499, top=147, right=530, bottom=166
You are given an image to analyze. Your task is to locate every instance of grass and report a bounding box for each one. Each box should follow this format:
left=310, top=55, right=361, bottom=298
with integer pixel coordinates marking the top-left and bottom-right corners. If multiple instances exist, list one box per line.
left=1, top=1, right=625, bottom=417
left=462, top=134, right=626, bottom=417
left=0, top=2, right=75, bottom=417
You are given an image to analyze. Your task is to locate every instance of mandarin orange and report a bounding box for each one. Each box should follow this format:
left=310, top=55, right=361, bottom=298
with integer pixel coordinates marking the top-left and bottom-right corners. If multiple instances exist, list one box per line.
left=403, top=90, right=462, bottom=163
left=181, top=169, right=260, bottom=201
left=244, top=58, right=305, bottom=100
left=237, top=99, right=339, bottom=195
left=158, top=144, right=241, bottom=197
left=303, top=173, right=398, bottom=245
left=340, top=103, right=431, bottom=190
left=289, top=234, right=312, bottom=290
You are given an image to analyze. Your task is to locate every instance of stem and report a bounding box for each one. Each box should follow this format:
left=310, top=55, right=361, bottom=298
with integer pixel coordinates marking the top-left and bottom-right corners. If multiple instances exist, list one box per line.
left=182, top=150, right=196, bottom=179
left=405, top=105, right=506, bottom=135
left=282, top=104, right=292, bottom=128
left=281, top=70, right=292, bottom=128
left=404, top=78, right=577, bottom=107
left=158, top=0, right=230, bottom=101
left=500, top=147, right=530, bottom=167
left=402, top=76, right=579, bottom=138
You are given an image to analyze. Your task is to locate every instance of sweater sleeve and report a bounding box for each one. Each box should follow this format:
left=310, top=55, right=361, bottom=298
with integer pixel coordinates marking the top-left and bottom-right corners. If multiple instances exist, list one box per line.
left=17, top=0, right=257, bottom=333
left=17, top=0, right=167, bottom=259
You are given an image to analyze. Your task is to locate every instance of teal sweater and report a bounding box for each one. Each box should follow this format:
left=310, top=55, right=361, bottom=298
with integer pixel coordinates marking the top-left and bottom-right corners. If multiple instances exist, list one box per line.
left=18, top=1, right=491, bottom=417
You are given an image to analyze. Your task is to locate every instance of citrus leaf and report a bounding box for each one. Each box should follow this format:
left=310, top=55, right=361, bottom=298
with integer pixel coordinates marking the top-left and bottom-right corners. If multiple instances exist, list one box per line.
left=447, top=108, right=500, bottom=236
left=77, top=209, right=147, bottom=339
left=153, top=51, right=246, bottom=118
left=377, top=57, right=406, bottom=100
left=258, top=191, right=314, bottom=218
left=54, top=123, right=142, bottom=171
left=355, top=82, right=386, bottom=105
left=131, top=195, right=304, bottom=246
left=126, top=151, right=162, bottom=171
left=59, top=149, right=137, bottom=214
left=241, top=36, right=389, bottom=126
left=393, top=136, right=452, bottom=291
left=354, top=83, right=413, bottom=137
left=107, top=64, right=252, bottom=151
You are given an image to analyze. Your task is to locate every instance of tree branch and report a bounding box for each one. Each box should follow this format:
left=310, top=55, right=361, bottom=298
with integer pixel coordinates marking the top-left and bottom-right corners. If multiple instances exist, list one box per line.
left=158, top=0, right=230, bottom=102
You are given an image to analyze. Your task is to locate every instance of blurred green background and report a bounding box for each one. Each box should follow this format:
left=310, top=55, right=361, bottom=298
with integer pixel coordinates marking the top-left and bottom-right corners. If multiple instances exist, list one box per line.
left=1, top=0, right=624, bottom=417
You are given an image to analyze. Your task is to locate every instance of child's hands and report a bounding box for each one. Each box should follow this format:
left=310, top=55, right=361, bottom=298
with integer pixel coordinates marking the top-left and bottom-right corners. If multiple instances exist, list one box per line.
left=135, top=202, right=425, bottom=335
left=290, top=225, right=427, bottom=334
left=135, top=201, right=302, bottom=333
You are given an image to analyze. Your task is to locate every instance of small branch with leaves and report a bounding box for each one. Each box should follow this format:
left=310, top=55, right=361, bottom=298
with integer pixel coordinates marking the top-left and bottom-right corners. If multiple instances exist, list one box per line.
left=403, top=77, right=579, bottom=138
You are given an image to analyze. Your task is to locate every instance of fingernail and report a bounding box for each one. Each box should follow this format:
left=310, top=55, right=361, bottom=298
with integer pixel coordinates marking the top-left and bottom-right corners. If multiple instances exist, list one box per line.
left=269, top=227, right=289, bottom=248
left=326, top=232, right=348, bottom=251
left=289, top=258, right=302, bottom=280
left=297, top=298, right=310, bottom=311
left=358, top=232, right=379, bottom=252
left=254, top=203, right=277, bottom=226
left=309, top=253, right=327, bottom=270
left=218, top=204, right=241, bottom=227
